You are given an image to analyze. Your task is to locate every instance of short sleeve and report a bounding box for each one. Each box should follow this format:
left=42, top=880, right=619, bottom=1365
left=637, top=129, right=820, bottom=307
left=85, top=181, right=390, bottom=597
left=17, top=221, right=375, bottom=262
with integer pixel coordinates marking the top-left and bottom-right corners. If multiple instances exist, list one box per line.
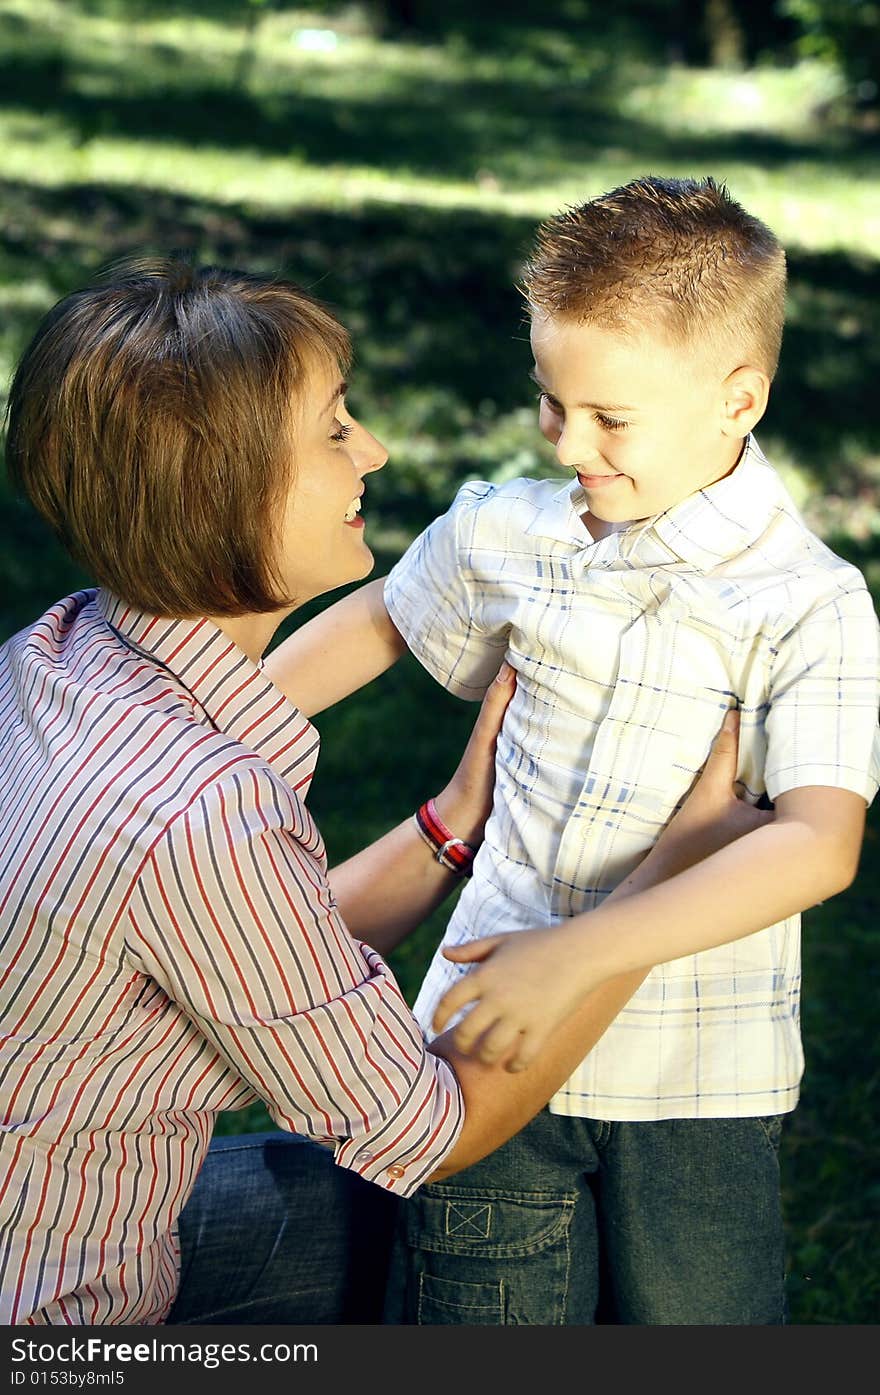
left=764, top=582, right=880, bottom=804
left=126, top=766, right=463, bottom=1195
left=385, top=480, right=510, bottom=700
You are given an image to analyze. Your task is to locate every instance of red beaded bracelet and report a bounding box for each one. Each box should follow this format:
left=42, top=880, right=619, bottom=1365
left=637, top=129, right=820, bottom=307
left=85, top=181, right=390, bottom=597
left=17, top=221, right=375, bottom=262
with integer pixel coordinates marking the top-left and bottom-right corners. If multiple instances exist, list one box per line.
left=414, top=798, right=478, bottom=877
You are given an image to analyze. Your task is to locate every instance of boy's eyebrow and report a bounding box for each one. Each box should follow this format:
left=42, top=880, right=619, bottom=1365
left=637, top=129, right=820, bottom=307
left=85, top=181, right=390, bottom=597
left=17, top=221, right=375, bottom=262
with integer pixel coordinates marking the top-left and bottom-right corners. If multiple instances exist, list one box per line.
left=323, top=380, right=348, bottom=414
left=528, top=366, right=635, bottom=414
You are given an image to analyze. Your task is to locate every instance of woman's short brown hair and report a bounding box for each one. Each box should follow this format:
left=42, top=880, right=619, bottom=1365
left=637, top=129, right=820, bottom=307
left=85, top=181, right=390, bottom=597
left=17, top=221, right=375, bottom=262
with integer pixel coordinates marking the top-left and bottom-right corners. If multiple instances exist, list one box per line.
left=4, top=257, right=351, bottom=616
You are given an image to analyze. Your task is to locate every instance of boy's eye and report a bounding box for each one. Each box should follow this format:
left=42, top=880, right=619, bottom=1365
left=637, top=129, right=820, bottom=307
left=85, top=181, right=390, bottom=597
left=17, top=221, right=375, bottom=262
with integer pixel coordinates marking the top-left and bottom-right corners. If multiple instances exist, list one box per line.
left=595, top=413, right=628, bottom=432
left=537, top=391, right=562, bottom=414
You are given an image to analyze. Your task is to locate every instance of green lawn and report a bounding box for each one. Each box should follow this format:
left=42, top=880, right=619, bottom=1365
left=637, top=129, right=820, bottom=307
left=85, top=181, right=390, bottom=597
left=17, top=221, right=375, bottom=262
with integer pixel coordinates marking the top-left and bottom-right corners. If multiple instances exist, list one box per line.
left=1, top=0, right=878, bottom=1325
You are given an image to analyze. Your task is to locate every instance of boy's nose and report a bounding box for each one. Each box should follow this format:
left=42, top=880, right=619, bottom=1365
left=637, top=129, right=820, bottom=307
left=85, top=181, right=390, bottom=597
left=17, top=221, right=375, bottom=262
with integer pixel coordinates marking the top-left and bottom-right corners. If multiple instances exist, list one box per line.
left=555, top=425, right=600, bottom=469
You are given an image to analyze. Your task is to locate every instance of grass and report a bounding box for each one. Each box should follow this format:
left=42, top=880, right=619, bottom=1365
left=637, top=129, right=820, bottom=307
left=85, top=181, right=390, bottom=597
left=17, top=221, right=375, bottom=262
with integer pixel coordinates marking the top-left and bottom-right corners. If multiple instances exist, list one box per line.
left=1, top=0, right=878, bottom=1325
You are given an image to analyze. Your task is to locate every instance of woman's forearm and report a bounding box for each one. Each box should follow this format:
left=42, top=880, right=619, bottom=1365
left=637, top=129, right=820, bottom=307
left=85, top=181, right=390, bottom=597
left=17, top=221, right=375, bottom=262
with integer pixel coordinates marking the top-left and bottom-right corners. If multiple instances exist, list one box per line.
left=329, top=816, right=464, bottom=955
left=330, top=665, right=515, bottom=954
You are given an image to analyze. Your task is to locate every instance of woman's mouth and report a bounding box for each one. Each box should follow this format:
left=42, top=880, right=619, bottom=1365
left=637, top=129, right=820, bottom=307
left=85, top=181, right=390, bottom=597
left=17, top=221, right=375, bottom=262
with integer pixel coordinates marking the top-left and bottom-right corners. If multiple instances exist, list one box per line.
left=344, top=495, right=364, bottom=527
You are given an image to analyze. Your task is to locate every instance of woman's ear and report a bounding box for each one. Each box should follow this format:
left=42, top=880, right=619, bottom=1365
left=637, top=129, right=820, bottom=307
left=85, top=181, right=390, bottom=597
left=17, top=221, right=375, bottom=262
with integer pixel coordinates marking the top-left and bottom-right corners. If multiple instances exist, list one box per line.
left=720, top=365, right=770, bottom=439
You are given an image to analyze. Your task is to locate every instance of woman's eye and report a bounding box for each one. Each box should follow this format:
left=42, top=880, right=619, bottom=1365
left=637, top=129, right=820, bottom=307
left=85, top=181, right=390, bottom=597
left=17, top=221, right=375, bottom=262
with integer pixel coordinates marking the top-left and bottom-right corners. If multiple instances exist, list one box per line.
left=331, top=422, right=353, bottom=443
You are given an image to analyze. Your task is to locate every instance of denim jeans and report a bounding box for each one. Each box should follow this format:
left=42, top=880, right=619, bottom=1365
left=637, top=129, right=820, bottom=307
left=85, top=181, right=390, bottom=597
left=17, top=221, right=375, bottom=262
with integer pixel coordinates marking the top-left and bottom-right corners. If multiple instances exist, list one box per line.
left=384, top=1108, right=787, bottom=1325
left=166, top=1132, right=398, bottom=1324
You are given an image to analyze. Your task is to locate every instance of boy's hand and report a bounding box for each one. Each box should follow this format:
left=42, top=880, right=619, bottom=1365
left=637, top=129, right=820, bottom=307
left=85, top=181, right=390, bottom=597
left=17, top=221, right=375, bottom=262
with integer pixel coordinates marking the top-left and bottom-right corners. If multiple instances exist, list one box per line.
left=432, top=661, right=516, bottom=850
left=434, top=921, right=587, bottom=1071
left=433, top=707, right=774, bottom=1071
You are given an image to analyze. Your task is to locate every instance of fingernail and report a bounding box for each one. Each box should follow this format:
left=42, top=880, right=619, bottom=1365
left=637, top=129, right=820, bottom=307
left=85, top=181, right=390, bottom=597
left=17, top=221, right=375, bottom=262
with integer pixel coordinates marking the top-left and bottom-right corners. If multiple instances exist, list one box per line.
left=723, top=709, right=738, bottom=731
left=495, top=661, right=514, bottom=683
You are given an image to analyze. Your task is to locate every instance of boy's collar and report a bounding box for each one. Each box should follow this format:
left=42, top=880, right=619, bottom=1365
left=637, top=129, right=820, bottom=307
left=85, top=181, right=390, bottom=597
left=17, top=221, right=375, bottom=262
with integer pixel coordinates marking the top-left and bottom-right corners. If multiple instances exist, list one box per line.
left=533, top=435, right=797, bottom=566
left=644, top=435, right=794, bottom=567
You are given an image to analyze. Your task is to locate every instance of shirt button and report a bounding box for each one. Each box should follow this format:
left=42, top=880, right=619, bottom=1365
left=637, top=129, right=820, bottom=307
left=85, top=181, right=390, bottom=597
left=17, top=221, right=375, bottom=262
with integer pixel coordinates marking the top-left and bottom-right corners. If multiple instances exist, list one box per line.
left=355, top=1150, right=374, bottom=1162
left=386, top=1165, right=406, bottom=1179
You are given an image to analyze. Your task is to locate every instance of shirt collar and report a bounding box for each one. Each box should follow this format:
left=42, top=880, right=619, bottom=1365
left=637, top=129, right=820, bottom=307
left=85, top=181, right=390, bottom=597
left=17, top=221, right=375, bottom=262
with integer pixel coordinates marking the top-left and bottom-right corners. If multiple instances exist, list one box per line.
left=640, top=435, right=796, bottom=568
left=95, top=590, right=318, bottom=788
left=525, top=435, right=796, bottom=569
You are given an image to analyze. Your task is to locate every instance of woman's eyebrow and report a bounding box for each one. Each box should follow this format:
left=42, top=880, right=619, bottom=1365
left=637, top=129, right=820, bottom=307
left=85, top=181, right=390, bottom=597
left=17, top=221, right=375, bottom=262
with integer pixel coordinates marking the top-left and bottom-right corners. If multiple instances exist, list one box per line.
left=323, top=380, right=348, bottom=413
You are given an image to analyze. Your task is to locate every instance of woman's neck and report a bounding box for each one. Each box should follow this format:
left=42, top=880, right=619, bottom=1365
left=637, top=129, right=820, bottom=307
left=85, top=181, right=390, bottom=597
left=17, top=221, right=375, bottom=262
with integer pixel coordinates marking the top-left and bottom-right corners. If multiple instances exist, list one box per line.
left=208, top=610, right=287, bottom=665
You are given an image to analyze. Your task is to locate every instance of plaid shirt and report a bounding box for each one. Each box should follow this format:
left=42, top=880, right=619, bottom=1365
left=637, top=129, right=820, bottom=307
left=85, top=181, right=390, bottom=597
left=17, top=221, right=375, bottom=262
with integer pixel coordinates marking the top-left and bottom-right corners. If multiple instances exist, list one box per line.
left=0, top=590, right=463, bottom=1324
left=385, top=437, right=880, bottom=1120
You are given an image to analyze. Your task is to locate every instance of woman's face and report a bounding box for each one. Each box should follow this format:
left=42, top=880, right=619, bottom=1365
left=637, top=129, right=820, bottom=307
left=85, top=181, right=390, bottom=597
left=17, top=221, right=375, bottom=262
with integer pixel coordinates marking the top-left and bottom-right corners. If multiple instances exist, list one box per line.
left=276, top=357, right=388, bottom=606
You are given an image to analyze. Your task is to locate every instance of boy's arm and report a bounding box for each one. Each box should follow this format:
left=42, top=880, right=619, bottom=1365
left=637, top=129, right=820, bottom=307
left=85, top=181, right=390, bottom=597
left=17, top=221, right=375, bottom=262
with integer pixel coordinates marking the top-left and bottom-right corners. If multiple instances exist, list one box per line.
left=262, top=576, right=405, bottom=717
left=426, top=711, right=771, bottom=1178
left=436, top=782, right=865, bottom=1070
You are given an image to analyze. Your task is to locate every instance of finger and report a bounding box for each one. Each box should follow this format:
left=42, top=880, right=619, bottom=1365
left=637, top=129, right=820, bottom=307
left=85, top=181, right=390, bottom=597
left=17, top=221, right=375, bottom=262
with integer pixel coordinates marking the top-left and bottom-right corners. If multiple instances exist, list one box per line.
left=472, top=1018, right=523, bottom=1066
left=451, top=1002, right=499, bottom=1056
left=505, top=1029, right=542, bottom=1074
left=698, top=708, right=740, bottom=788
left=442, top=935, right=504, bottom=964
left=466, top=661, right=516, bottom=751
left=431, top=974, right=484, bottom=1033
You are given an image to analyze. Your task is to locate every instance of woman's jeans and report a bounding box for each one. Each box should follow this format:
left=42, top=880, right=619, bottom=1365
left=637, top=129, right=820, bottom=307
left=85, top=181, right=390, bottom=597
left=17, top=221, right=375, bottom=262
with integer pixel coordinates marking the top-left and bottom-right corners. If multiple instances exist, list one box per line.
left=384, top=1108, right=787, bottom=1325
left=166, top=1132, right=398, bottom=1324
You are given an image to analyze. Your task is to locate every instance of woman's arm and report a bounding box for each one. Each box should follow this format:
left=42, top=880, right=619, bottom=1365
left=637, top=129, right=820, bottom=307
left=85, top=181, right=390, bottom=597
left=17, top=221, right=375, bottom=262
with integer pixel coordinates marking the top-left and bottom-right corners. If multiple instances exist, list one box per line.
left=263, top=576, right=405, bottom=717
left=329, top=663, right=515, bottom=953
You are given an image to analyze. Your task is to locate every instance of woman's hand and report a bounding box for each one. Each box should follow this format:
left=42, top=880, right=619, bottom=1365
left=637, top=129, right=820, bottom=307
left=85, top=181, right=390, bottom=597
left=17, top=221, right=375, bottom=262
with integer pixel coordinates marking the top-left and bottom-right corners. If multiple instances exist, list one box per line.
left=619, top=709, right=774, bottom=885
left=432, top=661, right=516, bottom=849
left=432, top=708, right=774, bottom=1070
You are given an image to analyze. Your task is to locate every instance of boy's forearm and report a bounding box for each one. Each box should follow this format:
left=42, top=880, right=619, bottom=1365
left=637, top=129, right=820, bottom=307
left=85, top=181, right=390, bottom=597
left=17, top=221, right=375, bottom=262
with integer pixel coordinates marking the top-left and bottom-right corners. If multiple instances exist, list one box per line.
left=429, top=966, right=646, bottom=1179
left=428, top=793, right=863, bottom=1178
left=552, top=792, right=864, bottom=992
left=263, top=576, right=405, bottom=716
left=427, top=826, right=657, bottom=1179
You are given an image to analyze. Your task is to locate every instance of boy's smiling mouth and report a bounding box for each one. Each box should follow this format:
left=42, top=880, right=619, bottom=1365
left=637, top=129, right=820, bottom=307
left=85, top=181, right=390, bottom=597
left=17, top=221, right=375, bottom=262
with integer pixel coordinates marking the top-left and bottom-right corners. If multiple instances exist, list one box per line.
left=576, top=471, right=624, bottom=487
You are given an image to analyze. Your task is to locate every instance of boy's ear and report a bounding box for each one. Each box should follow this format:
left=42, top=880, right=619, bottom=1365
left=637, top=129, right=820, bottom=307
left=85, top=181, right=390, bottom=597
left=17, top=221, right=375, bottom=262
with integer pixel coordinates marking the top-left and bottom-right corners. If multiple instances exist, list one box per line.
left=720, top=365, right=770, bottom=438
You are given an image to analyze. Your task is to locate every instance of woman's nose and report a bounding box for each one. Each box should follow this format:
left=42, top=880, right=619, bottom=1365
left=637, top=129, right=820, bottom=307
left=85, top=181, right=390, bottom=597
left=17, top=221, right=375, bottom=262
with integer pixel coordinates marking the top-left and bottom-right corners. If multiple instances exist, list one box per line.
left=355, top=423, right=388, bottom=474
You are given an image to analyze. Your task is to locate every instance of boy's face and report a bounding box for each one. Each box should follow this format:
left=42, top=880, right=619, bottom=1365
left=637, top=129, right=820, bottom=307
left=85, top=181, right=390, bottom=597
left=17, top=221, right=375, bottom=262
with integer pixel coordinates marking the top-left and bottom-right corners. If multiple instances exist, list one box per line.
left=529, top=310, right=744, bottom=538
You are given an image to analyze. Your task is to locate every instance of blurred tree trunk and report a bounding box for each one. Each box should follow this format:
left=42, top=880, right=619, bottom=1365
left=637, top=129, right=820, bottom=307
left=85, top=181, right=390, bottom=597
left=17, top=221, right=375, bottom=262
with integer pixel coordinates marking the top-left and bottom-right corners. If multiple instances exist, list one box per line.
left=704, top=0, right=745, bottom=68
left=372, top=1, right=420, bottom=34
left=233, top=1, right=275, bottom=92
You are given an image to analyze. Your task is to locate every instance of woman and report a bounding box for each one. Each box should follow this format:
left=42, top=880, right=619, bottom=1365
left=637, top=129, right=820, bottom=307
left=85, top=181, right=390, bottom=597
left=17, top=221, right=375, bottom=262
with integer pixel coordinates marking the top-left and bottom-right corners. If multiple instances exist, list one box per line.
left=0, top=259, right=760, bottom=1325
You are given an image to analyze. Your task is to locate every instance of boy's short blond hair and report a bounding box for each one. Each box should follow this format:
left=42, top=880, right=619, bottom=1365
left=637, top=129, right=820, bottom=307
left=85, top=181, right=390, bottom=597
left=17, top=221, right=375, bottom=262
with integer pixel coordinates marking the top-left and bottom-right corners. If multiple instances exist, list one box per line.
left=522, top=176, right=786, bottom=379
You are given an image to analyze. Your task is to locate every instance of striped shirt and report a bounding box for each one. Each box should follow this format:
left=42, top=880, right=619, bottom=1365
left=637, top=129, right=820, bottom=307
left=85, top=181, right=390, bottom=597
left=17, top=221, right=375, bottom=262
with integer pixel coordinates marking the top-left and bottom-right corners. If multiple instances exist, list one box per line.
left=0, top=589, right=463, bottom=1325
left=385, top=436, right=880, bottom=1121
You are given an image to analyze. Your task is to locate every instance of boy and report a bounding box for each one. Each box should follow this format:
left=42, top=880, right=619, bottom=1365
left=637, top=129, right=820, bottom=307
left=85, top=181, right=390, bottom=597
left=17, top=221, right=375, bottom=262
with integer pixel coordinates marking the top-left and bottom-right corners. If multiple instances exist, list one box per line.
left=267, top=177, right=880, bottom=1323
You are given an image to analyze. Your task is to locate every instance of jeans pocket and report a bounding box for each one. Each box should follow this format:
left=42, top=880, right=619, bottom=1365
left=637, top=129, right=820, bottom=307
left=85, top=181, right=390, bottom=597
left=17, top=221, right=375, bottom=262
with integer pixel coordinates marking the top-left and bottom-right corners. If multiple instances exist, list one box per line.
left=757, top=1114, right=785, bottom=1154
left=417, top=1272, right=504, bottom=1325
left=399, top=1184, right=577, bottom=1325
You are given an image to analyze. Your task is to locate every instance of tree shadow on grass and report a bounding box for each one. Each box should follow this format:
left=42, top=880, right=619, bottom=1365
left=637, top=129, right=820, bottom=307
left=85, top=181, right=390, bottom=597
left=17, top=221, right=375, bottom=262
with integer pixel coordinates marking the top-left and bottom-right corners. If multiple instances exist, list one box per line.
left=2, top=176, right=878, bottom=636
left=1, top=21, right=878, bottom=189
